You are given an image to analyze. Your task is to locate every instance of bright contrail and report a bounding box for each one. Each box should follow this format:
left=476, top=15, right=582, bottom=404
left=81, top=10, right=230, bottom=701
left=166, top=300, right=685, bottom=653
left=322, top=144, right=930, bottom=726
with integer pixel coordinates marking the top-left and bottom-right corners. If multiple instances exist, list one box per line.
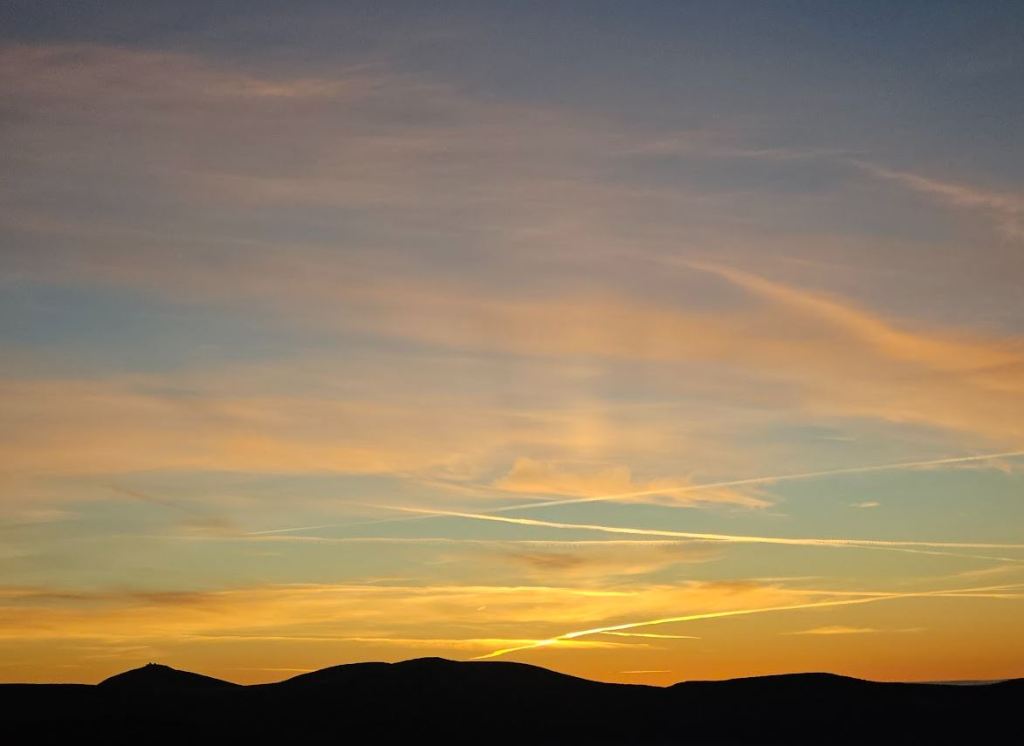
left=601, top=631, right=700, bottom=639
left=381, top=505, right=1024, bottom=553
left=247, top=449, right=1024, bottom=537
left=472, top=582, right=1024, bottom=660
left=486, top=450, right=1024, bottom=514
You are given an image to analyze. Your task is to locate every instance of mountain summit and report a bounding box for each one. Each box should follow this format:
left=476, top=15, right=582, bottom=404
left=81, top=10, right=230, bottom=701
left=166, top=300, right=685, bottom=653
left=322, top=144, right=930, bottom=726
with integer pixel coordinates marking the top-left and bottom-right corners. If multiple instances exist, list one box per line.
left=99, top=662, right=238, bottom=691
left=277, top=655, right=604, bottom=690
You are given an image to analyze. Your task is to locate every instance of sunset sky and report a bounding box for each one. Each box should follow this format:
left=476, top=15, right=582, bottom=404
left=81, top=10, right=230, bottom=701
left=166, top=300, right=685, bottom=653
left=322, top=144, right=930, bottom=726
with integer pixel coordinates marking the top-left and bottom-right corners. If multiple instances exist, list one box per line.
left=2, top=1, right=1023, bottom=685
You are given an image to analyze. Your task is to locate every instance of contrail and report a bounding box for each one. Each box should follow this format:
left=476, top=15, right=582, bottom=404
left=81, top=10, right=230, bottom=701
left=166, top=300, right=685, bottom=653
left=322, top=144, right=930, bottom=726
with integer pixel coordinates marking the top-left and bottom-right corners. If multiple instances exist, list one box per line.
left=601, top=631, right=700, bottom=639
left=372, top=505, right=1024, bottom=565
left=484, top=450, right=1024, bottom=514
left=218, top=535, right=713, bottom=548
left=247, top=450, right=1024, bottom=536
left=472, top=582, right=1024, bottom=660
left=381, top=505, right=1024, bottom=552
left=249, top=523, right=348, bottom=536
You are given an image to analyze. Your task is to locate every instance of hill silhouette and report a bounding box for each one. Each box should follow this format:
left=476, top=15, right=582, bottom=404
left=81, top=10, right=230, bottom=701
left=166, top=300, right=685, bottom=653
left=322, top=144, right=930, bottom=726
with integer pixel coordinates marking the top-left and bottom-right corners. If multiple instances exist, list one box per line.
left=276, top=656, right=610, bottom=692
left=99, top=663, right=239, bottom=691
left=3, top=657, right=1021, bottom=744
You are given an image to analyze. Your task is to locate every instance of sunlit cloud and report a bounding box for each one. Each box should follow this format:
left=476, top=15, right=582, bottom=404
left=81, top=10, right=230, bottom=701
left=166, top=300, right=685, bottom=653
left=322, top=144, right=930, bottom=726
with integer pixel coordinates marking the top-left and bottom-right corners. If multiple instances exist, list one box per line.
left=480, top=450, right=1024, bottom=515
left=0, top=376, right=676, bottom=480
left=483, top=542, right=720, bottom=581
left=494, top=457, right=767, bottom=508
left=786, top=625, right=921, bottom=635
left=240, top=448, right=1024, bottom=540
left=10, top=259, right=1019, bottom=473
left=0, top=579, right=861, bottom=649
left=195, top=635, right=633, bottom=652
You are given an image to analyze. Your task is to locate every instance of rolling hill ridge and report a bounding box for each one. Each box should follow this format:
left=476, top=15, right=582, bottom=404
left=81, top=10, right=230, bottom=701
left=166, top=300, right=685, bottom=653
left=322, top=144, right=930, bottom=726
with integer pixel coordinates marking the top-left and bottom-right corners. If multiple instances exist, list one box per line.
left=4, top=657, right=1021, bottom=744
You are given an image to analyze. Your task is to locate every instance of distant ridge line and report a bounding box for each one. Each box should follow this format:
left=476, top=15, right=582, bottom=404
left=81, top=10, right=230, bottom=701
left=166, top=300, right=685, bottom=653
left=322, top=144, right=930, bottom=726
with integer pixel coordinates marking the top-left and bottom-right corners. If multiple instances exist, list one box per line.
left=76, top=657, right=1019, bottom=689
left=5, top=657, right=1021, bottom=744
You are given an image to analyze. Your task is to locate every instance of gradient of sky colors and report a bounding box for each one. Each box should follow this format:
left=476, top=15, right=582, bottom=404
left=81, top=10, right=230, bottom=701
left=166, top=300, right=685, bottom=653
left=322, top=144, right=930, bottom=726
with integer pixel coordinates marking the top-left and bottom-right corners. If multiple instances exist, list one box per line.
left=2, top=1, right=1023, bottom=685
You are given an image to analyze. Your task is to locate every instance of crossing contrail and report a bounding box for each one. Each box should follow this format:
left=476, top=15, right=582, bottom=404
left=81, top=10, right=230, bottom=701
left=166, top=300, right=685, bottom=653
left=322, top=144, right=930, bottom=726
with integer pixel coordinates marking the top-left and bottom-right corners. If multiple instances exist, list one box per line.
left=246, top=449, right=1024, bottom=536
left=484, top=450, right=1024, bottom=514
left=472, top=582, right=1024, bottom=660
left=381, top=505, right=1024, bottom=552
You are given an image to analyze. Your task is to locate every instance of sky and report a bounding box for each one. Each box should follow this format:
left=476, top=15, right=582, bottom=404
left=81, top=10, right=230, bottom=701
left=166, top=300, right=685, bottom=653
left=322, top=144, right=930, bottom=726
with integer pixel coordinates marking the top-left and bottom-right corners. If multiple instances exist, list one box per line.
left=1, top=1, right=1023, bottom=685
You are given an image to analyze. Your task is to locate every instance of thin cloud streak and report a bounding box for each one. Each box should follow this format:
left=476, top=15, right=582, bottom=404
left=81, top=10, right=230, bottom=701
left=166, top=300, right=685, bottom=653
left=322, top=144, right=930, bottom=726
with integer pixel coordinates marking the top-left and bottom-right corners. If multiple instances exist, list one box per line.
left=248, top=450, right=1024, bottom=536
left=379, top=505, right=1024, bottom=554
left=473, top=582, right=1024, bottom=659
left=857, top=162, right=1024, bottom=239
left=213, top=536, right=706, bottom=547
left=484, top=450, right=1024, bottom=514
left=601, top=632, right=700, bottom=639
left=189, top=634, right=631, bottom=651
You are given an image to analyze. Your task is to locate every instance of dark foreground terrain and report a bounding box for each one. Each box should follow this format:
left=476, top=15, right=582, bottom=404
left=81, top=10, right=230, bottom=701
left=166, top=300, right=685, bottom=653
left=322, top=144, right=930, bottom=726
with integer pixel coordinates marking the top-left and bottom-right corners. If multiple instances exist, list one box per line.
left=3, top=657, right=1021, bottom=744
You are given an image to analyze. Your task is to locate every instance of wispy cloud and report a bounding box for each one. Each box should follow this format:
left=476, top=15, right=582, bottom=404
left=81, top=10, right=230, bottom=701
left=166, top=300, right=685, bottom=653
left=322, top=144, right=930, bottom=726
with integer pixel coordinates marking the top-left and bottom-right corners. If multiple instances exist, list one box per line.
left=479, top=450, right=1024, bottom=515
left=488, top=542, right=719, bottom=581
left=494, top=457, right=767, bottom=508
left=786, top=625, right=920, bottom=636
left=857, top=162, right=1024, bottom=239
left=15, top=256, right=1018, bottom=460
left=0, top=44, right=364, bottom=103
left=5, top=44, right=1024, bottom=466
left=0, top=579, right=879, bottom=652
left=241, top=448, right=1024, bottom=539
